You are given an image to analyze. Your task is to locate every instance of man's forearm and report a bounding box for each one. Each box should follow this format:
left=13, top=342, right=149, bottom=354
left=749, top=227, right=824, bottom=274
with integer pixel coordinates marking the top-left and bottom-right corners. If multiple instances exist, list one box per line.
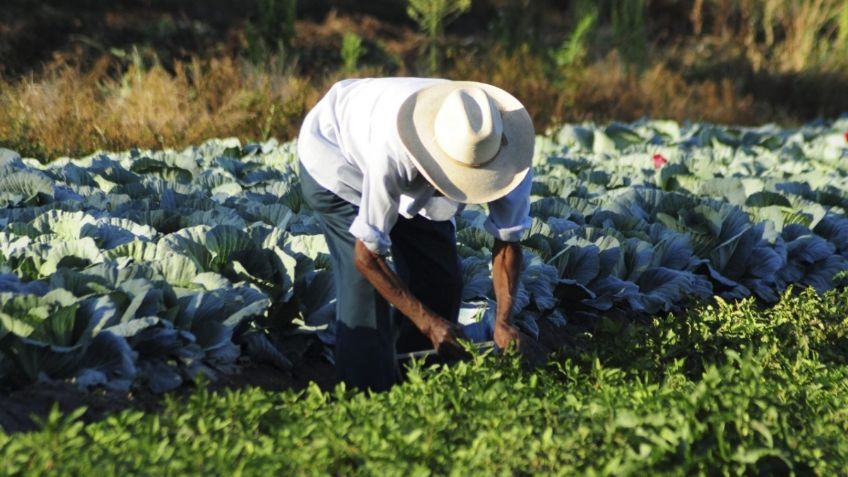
left=352, top=239, right=439, bottom=333
left=492, top=239, right=522, bottom=324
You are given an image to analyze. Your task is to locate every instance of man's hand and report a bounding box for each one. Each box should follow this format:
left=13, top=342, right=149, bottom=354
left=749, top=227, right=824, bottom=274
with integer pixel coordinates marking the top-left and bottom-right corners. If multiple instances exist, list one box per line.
left=426, top=318, right=470, bottom=359
left=494, top=320, right=522, bottom=352
left=353, top=239, right=469, bottom=360
left=492, top=239, right=523, bottom=349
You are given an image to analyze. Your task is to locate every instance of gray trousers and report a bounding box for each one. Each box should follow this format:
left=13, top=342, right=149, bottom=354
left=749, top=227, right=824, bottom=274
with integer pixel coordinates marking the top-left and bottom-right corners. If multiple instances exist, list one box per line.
left=298, top=162, right=462, bottom=391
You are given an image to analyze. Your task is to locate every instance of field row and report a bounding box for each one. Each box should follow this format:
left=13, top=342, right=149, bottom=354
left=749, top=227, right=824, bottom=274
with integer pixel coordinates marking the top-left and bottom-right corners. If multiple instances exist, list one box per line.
left=0, top=119, right=846, bottom=392
left=2, top=289, right=847, bottom=475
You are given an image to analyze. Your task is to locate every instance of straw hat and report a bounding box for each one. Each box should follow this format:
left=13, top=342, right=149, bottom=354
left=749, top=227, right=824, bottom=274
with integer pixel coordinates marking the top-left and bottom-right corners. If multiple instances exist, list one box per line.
left=397, top=81, right=534, bottom=204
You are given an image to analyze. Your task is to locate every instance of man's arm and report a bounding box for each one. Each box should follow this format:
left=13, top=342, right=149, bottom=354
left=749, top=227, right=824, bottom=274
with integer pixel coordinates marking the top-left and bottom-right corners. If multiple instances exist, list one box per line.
left=353, top=239, right=467, bottom=358
left=492, top=239, right=523, bottom=350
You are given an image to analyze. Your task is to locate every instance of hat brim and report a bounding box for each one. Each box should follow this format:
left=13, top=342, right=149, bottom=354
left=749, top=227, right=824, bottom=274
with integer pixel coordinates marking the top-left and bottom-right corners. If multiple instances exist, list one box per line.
left=397, top=81, right=534, bottom=204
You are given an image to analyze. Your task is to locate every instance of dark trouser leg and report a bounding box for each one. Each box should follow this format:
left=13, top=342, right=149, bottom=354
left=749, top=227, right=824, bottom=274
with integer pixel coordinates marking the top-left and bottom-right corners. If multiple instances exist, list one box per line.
left=299, top=163, right=398, bottom=392
left=390, top=214, right=463, bottom=353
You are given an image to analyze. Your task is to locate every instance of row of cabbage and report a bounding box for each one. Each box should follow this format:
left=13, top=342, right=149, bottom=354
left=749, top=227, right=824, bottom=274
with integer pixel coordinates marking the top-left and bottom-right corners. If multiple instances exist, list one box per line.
left=0, top=141, right=332, bottom=392
left=459, top=119, right=848, bottom=337
left=1, top=118, right=847, bottom=392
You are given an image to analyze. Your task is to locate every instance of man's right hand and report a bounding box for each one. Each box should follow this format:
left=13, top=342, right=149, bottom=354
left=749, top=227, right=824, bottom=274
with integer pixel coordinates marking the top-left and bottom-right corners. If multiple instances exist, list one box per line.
left=494, top=320, right=522, bottom=352
left=353, top=240, right=470, bottom=360
left=426, top=317, right=470, bottom=360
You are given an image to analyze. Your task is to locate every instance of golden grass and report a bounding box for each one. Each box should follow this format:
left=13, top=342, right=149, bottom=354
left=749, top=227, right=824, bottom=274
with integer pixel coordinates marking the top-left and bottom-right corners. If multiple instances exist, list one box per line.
left=448, top=44, right=565, bottom=132
left=0, top=47, right=816, bottom=161
left=567, top=59, right=760, bottom=125
left=690, top=0, right=848, bottom=73
left=0, top=57, right=324, bottom=160
left=449, top=47, right=760, bottom=132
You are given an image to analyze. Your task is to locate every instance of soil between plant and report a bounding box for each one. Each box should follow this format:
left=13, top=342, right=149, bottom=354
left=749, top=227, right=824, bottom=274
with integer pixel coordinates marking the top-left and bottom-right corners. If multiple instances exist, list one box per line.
left=0, top=353, right=337, bottom=435
left=0, top=317, right=582, bottom=435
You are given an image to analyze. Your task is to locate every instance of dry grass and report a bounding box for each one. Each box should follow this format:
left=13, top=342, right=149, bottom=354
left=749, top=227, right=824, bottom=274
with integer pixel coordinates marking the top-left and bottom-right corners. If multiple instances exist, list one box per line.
left=0, top=44, right=820, bottom=161
left=0, top=56, right=324, bottom=160
left=449, top=44, right=565, bottom=133
left=2, top=3, right=847, bottom=161
left=450, top=46, right=760, bottom=132
left=690, top=0, right=848, bottom=73
left=567, top=58, right=760, bottom=126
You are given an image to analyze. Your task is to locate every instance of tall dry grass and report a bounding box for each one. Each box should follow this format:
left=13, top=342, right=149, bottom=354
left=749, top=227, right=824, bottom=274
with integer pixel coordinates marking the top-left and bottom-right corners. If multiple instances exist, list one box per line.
left=450, top=46, right=760, bottom=131
left=448, top=44, right=564, bottom=131
left=690, top=0, right=848, bottom=73
left=0, top=56, right=323, bottom=161
left=0, top=39, right=825, bottom=161
left=568, top=59, right=761, bottom=125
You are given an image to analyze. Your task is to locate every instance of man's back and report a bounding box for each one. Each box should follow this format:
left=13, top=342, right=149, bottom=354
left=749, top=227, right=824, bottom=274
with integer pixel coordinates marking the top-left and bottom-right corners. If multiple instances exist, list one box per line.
left=298, top=77, right=448, bottom=205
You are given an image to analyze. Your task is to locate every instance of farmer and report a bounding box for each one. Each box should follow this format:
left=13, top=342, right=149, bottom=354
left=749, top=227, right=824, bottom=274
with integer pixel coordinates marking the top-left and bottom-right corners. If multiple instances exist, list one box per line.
left=297, top=77, right=534, bottom=391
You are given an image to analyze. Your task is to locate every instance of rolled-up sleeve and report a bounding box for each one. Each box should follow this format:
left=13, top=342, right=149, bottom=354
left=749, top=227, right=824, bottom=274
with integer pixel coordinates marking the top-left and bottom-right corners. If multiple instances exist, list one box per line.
left=348, top=159, right=404, bottom=255
left=483, top=170, right=533, bottom=242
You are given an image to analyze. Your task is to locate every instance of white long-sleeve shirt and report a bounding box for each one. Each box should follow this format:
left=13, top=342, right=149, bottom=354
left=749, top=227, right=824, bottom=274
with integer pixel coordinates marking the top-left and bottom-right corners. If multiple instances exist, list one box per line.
left=297, top=77, right=532, bottom=255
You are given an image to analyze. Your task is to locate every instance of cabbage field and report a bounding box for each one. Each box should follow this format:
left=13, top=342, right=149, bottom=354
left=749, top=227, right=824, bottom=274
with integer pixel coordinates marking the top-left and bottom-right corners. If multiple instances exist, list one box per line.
left=1, top=119, right=847, bottom=394
left=1, top=119, right=848, bottom=474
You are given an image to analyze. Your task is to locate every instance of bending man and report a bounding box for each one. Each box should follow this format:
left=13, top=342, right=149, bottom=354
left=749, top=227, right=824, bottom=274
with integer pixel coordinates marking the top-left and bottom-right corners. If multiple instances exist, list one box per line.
left=297, top=77, right=534, bottom=391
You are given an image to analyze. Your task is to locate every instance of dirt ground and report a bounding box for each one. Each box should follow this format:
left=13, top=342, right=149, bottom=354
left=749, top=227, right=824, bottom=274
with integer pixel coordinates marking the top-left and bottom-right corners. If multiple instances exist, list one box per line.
left=0, top=353, right=337, bottom=435
left=0, top=316, right=584, bottom=436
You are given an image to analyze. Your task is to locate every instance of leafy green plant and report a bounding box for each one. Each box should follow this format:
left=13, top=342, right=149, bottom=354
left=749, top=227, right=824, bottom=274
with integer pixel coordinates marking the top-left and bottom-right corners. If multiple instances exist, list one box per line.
left=836, top=0, right=848, bottom=56
left=2, top=117, right=848, bottom=394
left=552, top=1, right=598, bottom=71
left=549, top=0, right=598, bottom=92
left=340, top=32, right=366, bottom=74
left=406, top=0, right=472, bottom=74
left=245, top=0, right=297, bottom=62
left=611, top=0, right=648, bottom=71
left=486, top=0, right=542, bottom=51
left=2, top=289, right=848, bottom=475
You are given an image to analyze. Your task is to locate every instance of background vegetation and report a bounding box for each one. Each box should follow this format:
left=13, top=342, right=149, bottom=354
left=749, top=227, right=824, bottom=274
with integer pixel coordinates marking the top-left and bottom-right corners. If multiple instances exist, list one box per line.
left=1, top=0, right=847, bottom=159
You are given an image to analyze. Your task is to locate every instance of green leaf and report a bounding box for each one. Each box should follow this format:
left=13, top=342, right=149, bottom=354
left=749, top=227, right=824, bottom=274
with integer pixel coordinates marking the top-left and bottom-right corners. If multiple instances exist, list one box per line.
left=28, top=303, right=82, bottom=347
left=156, top=226, right=213, bottom=271
left=592, top=130, right=618, bottom=155
left=205, top=225, right=256, bottom=269
left=0, top=170, right=53, bottom=206
left=745, top=191, right=792, bottom=208
left=0, top=293, right=49, bottom=338
left=29, top=210, right=95, bottom=239
left=104, top=239, right=159, bottom=262
left=550, top=238, right=601, bottom=285
left=152, top=253, right=200, bottom=288
left=38, top=237, right=104, bottom=276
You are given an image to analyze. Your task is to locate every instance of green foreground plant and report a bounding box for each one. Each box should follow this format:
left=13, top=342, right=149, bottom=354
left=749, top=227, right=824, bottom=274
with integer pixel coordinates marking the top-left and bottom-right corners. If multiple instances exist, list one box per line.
left=2, top=288, right=846, bottom=476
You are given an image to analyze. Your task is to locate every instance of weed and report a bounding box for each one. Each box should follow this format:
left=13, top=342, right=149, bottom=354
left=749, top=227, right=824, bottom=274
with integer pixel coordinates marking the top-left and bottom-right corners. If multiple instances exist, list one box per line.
left=340, top=32, right=366, bottom=74
left=406, top=0, right=471, bottom=74
left=245, top=0, right=298, bottom=63
left=690, top=0, right=848, bottom=73
left=611, top=0, right=648, bottom=71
